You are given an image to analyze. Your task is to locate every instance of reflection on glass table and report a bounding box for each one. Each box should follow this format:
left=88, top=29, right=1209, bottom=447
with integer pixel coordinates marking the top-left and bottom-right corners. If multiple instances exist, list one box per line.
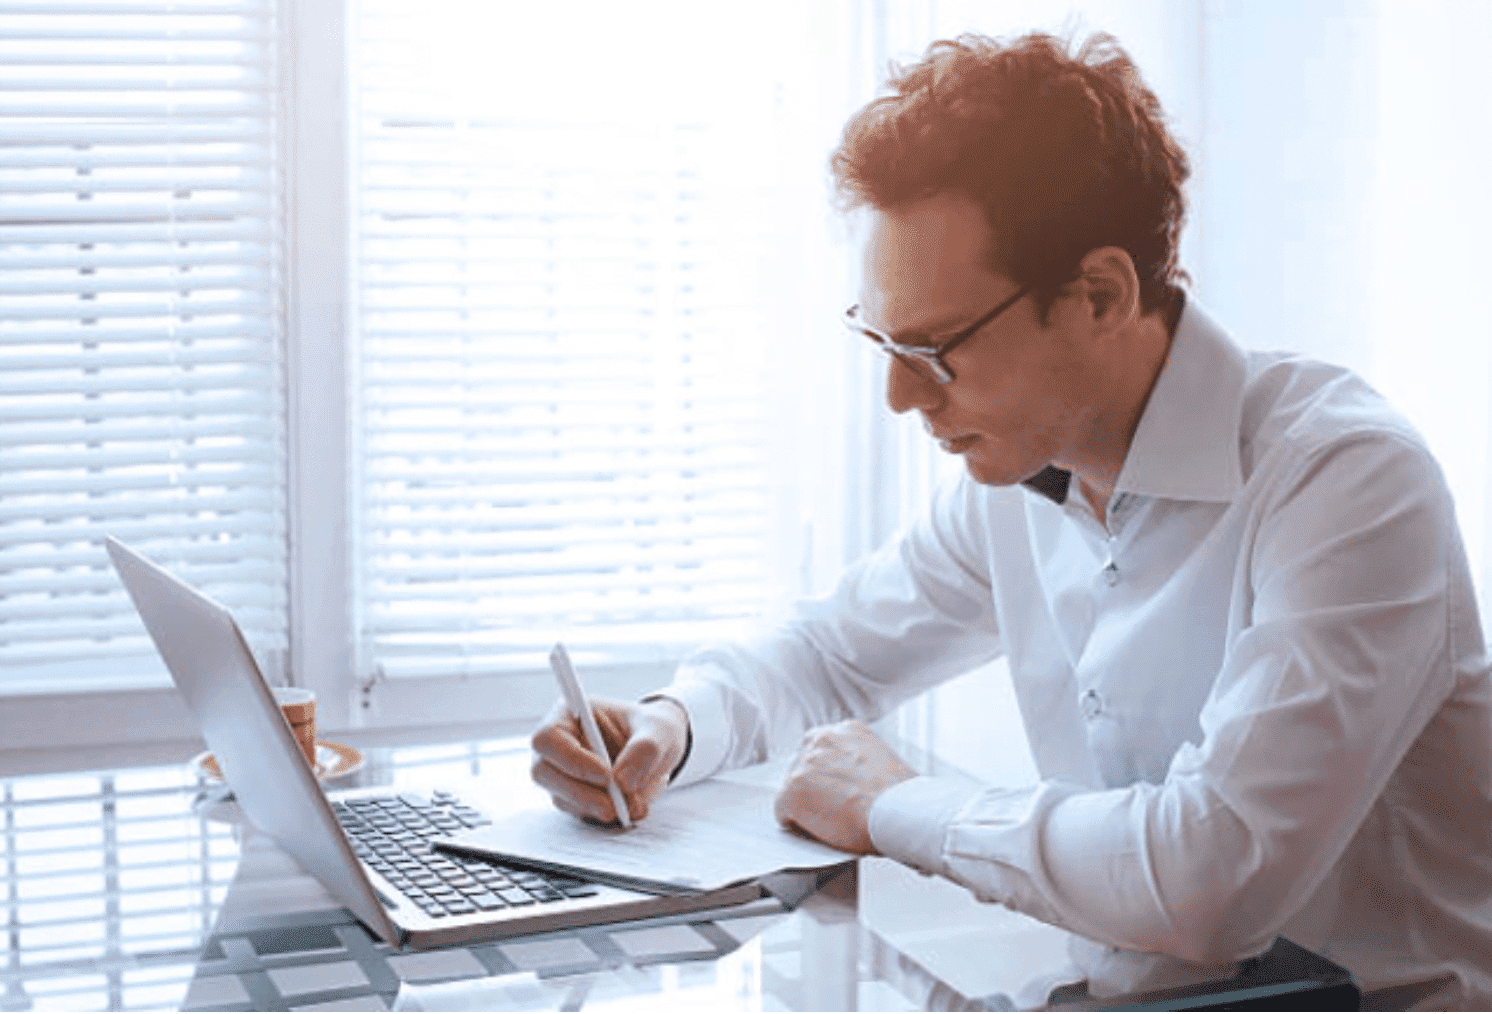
left=182, top=820, right=1358, bottom=1013
left=177, top=738, right=1356, bottom=1012
left=182, top=829, right=1081, bottom=1012
left=4, top=736, right=1360, bottom=1012
left=1, top=765, right=240, bottom=1012
left=391, top=865, right=1016, bottom=1012
left=0, top=737, right=558, bottom=1012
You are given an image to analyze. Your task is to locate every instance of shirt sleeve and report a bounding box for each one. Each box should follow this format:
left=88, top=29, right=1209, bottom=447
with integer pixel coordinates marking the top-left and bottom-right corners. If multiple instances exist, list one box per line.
left=868, top=432, right=1461, bottom=967
left=660, top=474, right=1005, bottom=786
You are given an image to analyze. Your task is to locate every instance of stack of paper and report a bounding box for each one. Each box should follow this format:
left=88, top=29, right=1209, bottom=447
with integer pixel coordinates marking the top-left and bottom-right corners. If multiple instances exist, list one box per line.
left=437, top=767, right=857, bottom=896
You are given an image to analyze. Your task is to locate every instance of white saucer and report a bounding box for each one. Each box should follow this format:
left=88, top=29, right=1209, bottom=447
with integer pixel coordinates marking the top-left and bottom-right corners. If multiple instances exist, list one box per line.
left=190, top=741, right=366, bottom=784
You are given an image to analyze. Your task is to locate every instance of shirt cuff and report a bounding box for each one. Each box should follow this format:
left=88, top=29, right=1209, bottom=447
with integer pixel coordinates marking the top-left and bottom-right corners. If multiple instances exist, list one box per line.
left=651, top=668, right=734, bottom=788
left=869, top=775, right=983, bottom=876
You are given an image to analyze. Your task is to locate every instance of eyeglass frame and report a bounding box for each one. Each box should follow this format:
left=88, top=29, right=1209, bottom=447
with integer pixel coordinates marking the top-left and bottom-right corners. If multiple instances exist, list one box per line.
left=842, top=285, right=1031, bottom=384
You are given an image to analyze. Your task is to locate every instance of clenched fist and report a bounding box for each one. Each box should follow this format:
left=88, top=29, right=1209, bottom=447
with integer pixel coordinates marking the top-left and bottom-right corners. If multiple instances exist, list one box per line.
left=774, top=719, right=916, bottom=854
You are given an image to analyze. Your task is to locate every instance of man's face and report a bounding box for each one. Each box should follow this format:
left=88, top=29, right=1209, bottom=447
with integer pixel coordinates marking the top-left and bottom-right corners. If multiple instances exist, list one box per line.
left=858, top=191, right=1103, bottom=487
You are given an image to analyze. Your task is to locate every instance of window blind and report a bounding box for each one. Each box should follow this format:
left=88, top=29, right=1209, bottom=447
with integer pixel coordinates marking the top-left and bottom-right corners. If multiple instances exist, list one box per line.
left=0, top=0, right=286, bottom=693
left=353, top=2, right=783, bottom=680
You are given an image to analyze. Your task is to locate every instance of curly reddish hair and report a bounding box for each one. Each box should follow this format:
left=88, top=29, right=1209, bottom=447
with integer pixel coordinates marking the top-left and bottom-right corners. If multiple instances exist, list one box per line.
left=831, top=31, right=1190, bottom=318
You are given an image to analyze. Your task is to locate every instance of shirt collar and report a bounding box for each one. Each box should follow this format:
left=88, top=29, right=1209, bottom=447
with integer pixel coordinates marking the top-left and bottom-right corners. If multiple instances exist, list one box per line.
left=1019, top=295, right=1247, bottom=506
left=1112, top=296, right=1247, bottom=503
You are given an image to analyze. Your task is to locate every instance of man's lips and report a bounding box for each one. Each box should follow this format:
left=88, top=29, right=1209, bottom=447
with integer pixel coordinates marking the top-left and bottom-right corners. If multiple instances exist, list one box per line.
left=922, top=418, right=980, bottom=454
left=935, top=433, right=980, bottom=454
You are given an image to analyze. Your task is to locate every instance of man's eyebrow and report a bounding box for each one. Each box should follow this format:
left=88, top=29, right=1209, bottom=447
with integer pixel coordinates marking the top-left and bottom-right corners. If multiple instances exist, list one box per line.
left=873, top=311, right=971, bottom=347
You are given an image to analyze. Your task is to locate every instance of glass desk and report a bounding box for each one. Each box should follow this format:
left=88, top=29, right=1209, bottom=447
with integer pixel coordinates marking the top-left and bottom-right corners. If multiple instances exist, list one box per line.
left=174, top=738, right=1091, bottom=1012
left=182, top=839, right=1079, bottom=1012
left=3, top=739, right=1360, bottom=1012
left=0, top=738, right=536, bottom=1011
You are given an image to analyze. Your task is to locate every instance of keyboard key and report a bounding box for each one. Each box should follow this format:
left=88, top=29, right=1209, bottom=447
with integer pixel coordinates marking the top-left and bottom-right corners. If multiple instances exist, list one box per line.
left=338, top=791, right=573, bottom=914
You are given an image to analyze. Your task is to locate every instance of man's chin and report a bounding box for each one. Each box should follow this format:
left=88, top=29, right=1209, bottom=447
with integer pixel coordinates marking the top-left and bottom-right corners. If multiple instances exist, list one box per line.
left=961, top=455, right=1028, bottom=487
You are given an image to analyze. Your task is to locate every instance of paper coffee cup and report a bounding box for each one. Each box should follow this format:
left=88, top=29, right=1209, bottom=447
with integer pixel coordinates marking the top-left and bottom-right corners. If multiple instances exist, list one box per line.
left=273, top=686, right=317, bottom=767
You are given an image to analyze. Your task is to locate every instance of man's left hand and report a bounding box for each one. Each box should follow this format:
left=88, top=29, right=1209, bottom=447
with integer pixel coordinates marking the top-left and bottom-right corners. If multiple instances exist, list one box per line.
left=774, top=720, right=917, bottom=854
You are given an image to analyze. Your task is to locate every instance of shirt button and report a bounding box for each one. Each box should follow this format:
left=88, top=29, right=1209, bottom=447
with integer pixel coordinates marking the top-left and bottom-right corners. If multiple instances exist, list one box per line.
left=1102, top=560, right=1120, bottom=586
left=1080, top=688, right=1103, bottom=719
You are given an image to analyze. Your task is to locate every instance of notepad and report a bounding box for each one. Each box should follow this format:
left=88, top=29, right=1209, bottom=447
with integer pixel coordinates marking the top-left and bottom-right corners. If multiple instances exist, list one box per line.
left=435, top=764, right=858, bottom=896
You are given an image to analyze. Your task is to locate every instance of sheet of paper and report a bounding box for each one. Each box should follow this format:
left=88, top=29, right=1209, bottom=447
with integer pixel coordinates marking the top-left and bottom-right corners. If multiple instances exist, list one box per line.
left=443, top=766, right=856, bottom=892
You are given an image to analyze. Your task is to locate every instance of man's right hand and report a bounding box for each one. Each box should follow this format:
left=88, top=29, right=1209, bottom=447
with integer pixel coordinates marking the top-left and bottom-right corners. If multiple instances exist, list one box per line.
left=529, top=695, right=690, bottom=825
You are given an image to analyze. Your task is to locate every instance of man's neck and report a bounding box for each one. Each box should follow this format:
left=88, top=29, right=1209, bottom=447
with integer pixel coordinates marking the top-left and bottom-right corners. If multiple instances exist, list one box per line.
left=1057, top=301, right=1178, bottom=526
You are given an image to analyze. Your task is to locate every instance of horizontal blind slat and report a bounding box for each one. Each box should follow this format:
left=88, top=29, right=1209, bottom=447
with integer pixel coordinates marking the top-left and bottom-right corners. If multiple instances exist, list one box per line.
left=0, top=26, right=269, bottom=42
left=0, top=489, right=278, bottom=525
left=0, top=219, right=270, bottom=245
left=356, top=105, right=776, bottom=679
left=0, top=0, right=285, bottom=690
left=0, top=123, right=269, bottom=144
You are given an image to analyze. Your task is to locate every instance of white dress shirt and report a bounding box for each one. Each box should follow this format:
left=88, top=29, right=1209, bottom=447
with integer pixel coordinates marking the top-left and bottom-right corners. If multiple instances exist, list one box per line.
left=660, top=299, right=1492, bottom=1006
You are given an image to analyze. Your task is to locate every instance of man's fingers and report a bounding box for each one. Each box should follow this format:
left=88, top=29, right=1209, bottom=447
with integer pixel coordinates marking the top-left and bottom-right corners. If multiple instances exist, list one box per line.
left=530, top=710, right=612, bottom=787
left=549, top=793, right=625, bottom=827
left=613, top=734, right=665, bottom=796
left=774, top=786, right=826, bottom=843
left=773, top=775, right=803, bottom=829
left=592, top=703, right=632, bottom=759
left=620, top=767, right=671, bottom=823
left=549, top=793, right=587, bottom=821
left=613, top=737, right=669, bottom=822
left=530, top=757, right=621, bottom=823
left=612, top=699, right=688, bottom=797
left=530, top=695, right=687, bottom=826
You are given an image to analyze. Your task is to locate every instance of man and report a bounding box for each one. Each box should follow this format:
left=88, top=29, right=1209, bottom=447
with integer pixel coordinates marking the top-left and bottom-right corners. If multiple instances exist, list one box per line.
left=531, top=31, right=1492, bottom=1006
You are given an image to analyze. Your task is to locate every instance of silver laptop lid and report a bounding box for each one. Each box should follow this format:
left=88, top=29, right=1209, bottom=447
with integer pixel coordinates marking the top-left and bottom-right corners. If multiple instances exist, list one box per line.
left=106, top=536, right=399, bottom=944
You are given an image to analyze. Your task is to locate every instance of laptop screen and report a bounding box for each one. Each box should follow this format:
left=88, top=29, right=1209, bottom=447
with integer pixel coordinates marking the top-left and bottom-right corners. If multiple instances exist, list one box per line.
left=106, top=537, right=398, bottom=943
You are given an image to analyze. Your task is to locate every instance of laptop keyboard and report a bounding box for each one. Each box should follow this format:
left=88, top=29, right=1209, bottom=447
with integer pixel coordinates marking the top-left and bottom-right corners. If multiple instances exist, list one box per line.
left=331, top=791, right=599, bottom=919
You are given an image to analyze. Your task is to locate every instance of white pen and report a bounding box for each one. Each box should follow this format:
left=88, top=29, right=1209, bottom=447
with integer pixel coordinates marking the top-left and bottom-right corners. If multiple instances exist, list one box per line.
left=549, top=642, right=633, bottom=828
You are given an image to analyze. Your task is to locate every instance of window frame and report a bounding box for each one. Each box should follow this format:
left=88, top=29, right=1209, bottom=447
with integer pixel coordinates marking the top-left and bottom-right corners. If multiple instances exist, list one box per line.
left=0, top=0, right=295, bottom=772
left=4, top=0, right=876, bottom=774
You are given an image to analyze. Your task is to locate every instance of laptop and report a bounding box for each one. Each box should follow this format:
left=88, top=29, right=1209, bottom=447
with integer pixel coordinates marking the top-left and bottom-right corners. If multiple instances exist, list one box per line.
left=105, top=536, right=765, bottom=950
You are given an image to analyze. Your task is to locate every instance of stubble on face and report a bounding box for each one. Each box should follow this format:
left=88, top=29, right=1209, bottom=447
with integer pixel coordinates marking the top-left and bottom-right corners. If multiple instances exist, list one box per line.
left=861, top=192, right=1115, bottom=490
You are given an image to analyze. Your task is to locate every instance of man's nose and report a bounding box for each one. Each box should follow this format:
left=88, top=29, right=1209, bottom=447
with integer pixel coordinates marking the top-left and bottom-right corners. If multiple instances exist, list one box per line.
left=885, top=357, right=944, bottom=415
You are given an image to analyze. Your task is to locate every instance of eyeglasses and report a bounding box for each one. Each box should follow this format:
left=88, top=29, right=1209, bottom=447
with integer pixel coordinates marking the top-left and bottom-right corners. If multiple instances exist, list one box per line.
left=842, top=286, right=1030, bottom=384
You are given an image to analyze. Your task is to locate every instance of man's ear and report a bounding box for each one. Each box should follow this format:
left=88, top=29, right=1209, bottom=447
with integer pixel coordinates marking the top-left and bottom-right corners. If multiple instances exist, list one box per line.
left=1076, top=246, right=1141, bottom=334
